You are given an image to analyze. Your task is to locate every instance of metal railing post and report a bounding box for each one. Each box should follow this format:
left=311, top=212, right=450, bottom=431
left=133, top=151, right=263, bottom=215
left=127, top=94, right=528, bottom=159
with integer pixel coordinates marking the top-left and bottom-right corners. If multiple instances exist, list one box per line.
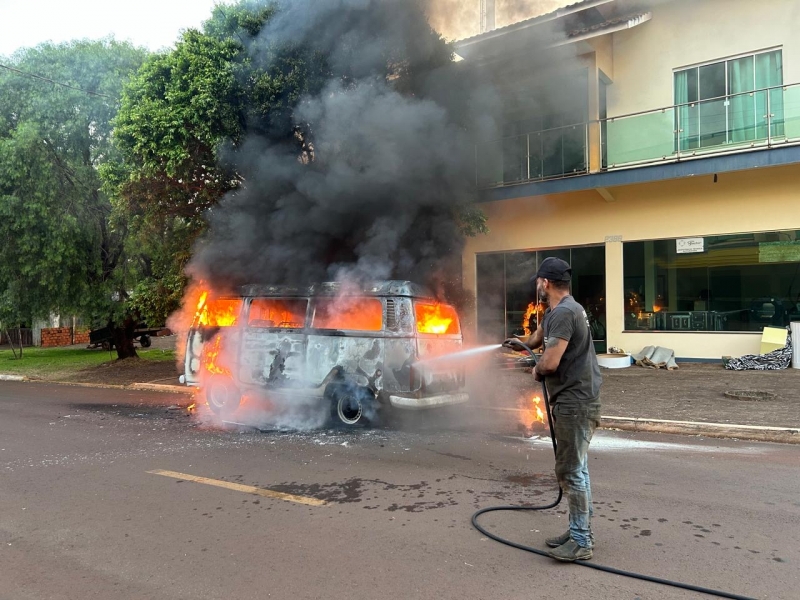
left=585, top=122, right=590, bottom=172
left=526, top=133, right=531, bottom=181
left=767, top=87, right=772, bottom=146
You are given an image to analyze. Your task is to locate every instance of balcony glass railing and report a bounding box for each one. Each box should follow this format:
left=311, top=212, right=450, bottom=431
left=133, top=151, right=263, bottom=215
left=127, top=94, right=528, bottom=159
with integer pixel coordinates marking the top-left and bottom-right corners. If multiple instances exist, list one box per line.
left=476, top=123, right=588, bottom=188
left=476, top=83, right=800, bottom=188
left=604, top=83, right=800, bottom=168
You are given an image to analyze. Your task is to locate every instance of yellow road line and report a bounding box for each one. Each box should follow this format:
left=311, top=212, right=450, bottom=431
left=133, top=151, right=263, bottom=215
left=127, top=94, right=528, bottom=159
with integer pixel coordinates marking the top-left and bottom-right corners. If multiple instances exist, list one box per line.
left=147, top=469, right=326, bottom=507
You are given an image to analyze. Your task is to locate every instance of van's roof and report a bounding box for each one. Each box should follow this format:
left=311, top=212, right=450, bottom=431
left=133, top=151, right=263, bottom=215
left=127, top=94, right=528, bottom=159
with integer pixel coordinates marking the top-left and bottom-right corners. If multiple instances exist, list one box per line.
left=239, top=280, right=436, bottom=299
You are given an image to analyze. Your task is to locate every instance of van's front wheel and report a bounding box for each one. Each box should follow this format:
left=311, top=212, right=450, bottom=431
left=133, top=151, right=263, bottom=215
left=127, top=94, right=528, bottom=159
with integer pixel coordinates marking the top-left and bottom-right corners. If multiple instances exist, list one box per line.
left=205, top=376, right=241, bottom=415
left=327, top=384, right=375, bottom=428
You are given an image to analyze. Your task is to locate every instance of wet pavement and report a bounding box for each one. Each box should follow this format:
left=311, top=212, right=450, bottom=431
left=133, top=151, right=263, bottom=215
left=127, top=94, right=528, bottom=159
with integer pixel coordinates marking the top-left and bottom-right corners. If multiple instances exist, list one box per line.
left=1, top=380, right=798, bottom=599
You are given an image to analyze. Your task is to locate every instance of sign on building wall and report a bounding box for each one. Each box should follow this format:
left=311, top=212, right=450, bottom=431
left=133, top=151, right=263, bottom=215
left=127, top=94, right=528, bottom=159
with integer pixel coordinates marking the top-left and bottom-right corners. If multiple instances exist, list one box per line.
left=676, top=237, right=705, bottom=254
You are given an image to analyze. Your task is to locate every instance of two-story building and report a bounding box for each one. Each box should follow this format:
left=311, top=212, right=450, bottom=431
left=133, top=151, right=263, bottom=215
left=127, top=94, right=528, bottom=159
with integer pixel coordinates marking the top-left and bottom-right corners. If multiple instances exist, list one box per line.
left=457, top=0, right=800, bottom=360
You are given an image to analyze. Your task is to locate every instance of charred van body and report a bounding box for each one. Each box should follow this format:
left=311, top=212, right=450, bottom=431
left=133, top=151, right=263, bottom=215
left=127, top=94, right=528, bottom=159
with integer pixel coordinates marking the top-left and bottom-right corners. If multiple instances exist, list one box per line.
left=183, top=281, right=468, bottom=427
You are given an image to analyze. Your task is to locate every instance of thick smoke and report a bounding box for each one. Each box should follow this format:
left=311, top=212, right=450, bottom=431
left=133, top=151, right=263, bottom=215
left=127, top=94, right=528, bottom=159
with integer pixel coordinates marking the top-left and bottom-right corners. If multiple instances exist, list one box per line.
left=191, top=0, right=485, bottom=294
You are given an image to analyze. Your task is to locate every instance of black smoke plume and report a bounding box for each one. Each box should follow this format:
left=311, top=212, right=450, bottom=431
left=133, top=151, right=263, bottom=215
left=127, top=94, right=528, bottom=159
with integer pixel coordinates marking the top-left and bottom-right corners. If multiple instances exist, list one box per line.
left=191, top=0, right=491, bottom=295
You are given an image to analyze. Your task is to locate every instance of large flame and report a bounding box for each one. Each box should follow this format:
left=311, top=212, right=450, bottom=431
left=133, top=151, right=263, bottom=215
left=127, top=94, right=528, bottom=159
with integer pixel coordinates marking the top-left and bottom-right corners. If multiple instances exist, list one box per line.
left=194, top=293, right=242, bottom=327
left=415, top=303, right=459, bottom=335
left=200, top=335, right=231, bottom=377
left=522, top=302, right=536, bottom=336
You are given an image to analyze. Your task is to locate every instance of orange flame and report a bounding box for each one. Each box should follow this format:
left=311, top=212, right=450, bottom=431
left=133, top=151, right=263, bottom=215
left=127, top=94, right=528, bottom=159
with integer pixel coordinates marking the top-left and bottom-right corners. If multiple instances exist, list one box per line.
left=522, top=302, right=536, bottom=336
left=194, top=293, right=242, bottom=328
left=200, top=335, right=231, bottom=376
left=313, top=297, right=383, bottom=331
left=519, top=394, right=547, bottom=435
left=415, top=303, right=459, bottom=335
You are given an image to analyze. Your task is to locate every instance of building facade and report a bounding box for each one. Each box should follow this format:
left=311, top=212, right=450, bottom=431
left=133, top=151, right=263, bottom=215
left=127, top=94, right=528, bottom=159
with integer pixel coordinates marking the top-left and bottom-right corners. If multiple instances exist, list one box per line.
left=457, top=0, right=800, bottom=359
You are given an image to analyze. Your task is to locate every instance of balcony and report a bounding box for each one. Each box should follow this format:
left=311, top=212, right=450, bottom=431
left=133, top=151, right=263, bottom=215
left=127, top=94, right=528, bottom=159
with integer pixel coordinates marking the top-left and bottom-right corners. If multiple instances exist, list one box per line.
left=477, top=83, right=800, bottom=188
left=477, top=123, right=589, bottom=188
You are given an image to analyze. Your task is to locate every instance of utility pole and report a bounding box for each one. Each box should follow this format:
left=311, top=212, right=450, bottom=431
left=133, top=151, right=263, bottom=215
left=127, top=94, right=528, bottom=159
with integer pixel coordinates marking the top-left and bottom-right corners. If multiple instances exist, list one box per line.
left=480, top=0, right=496, bottom=33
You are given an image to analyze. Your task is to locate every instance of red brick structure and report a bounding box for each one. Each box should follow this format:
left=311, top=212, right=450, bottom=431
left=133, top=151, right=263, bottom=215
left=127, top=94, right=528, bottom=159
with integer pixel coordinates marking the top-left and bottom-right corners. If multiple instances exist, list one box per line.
left=41, top=327, right=90, bottom=348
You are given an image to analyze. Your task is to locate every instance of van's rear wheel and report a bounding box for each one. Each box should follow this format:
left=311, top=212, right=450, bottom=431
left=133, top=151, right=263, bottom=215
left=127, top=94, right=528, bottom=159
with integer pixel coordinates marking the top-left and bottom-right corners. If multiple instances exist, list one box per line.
left=327, top=384, right=375, bottom=427
left=205, top=376, right=241, bottom=415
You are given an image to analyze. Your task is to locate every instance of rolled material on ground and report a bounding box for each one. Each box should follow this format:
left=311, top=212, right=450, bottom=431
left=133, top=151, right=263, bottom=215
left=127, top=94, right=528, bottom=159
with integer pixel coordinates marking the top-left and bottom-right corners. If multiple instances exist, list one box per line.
left=631, top=346, right=679, bottom=370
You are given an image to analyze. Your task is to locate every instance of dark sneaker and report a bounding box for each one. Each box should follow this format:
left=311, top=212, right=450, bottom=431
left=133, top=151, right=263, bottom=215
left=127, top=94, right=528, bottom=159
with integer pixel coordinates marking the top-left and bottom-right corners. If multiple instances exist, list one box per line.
left=547, top=539, right=593, bottom=562
left=545, top=530, right=571, bottom=548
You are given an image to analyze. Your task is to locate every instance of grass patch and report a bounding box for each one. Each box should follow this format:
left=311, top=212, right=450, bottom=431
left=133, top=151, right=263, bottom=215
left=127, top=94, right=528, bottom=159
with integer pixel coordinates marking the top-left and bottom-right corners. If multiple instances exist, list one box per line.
left=0, top=346, right=175, bottom=380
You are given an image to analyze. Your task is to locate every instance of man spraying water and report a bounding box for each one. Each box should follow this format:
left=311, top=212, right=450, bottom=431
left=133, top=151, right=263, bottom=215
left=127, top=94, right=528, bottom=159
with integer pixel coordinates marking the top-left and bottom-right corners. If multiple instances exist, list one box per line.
left=507, top=257, right=602, bottom=562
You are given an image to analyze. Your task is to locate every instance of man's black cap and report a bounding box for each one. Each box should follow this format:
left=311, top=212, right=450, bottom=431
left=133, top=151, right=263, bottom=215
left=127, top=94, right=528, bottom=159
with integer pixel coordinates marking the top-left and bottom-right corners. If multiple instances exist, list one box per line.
left=533, top=257, right=572, bottom=282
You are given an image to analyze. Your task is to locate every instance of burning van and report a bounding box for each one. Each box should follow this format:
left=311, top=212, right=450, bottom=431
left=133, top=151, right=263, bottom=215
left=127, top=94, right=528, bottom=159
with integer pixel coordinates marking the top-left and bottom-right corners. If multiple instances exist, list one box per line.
left=181, top=281, right=468, bottom=427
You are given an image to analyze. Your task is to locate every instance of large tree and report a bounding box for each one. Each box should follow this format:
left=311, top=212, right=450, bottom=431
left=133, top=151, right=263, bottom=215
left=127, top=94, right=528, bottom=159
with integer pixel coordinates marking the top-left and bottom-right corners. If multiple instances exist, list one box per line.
left=0, top=40, right=149, bottom=358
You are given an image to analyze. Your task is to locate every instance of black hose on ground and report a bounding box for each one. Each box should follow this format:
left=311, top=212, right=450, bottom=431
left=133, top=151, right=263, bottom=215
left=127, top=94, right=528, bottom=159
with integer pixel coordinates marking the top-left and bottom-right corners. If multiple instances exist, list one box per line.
left=471, top=340, right=758, bottom=600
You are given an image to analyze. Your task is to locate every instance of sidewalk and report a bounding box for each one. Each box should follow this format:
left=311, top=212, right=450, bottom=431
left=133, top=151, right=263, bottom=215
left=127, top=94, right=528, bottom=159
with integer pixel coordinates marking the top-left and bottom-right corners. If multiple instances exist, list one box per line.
left=475, top=361, right=800, bottom=444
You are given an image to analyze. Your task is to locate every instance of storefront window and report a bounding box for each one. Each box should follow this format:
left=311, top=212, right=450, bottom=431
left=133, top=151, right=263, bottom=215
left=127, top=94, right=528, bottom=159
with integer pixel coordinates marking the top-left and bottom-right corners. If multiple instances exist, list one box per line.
left=476, top=246, right=606, bottom=351
left=623, top=231, right=800, bottom=332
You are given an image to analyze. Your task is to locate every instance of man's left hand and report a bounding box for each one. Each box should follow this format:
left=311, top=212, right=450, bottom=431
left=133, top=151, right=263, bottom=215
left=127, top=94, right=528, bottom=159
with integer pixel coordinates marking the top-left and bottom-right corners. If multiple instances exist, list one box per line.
left=533, top=368, right=543, bottom=382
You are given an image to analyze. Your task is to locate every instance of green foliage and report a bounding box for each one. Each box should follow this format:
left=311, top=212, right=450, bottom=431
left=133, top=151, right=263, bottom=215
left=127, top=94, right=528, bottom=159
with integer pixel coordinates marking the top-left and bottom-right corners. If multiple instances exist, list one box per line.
left=0, top=40, right=148, bottom=326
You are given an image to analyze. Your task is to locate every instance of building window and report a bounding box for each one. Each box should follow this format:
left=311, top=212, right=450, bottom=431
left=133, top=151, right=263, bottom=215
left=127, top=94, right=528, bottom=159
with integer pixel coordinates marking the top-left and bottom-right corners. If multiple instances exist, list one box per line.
left=674, top=49, right=783, bottom=150
left=475, top=246, right=606, bottom=350
left=623, top=230, right=800, bottom=332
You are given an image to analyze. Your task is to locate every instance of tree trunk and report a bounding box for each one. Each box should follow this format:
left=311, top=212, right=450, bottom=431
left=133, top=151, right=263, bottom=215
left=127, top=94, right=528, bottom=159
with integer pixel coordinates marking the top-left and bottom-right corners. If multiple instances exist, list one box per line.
left=17, top=326, right=23, bottom=358
left=113, top=317, right=139, bottom=360
left=4, top=329, right=18, bottom=359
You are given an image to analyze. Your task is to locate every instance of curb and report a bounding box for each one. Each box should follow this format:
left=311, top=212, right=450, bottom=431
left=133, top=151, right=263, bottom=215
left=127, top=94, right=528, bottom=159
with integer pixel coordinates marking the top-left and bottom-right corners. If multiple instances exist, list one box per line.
left=601, top=416, right=800, bottom=445
left=129, top=383, right=193, bottom=394
left=0, top=374, right=26, bottom=382
left=1, top=378, right=193, bottom=394
left=475, top=406, right=800, bottom=444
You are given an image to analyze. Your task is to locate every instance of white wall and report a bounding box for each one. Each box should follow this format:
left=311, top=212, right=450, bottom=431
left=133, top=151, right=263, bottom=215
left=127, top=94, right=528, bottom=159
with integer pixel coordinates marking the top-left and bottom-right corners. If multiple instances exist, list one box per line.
left=608, top=0, right=800, bottom=117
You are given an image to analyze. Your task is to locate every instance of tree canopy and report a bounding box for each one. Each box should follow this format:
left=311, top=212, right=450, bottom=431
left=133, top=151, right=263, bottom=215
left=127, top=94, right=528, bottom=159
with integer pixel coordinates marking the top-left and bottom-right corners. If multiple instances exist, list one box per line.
left=0, top=40, right=148, bottom=336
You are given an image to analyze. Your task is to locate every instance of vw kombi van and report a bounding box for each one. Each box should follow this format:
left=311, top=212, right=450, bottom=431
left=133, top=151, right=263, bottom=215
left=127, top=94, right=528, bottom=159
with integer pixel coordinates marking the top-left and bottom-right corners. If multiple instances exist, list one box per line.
left=182, top=281, right=468, bottom=426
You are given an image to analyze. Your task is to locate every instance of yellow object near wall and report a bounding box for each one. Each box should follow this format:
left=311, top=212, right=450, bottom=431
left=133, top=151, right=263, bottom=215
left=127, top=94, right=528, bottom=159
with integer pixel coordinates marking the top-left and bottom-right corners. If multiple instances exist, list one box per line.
left=760, top=327, right=789, bottom=355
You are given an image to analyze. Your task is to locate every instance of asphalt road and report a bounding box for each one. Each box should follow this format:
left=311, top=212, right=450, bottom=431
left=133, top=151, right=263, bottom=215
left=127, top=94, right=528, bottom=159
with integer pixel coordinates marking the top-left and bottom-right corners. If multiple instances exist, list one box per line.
left=1, top=381, right=797, bottom=600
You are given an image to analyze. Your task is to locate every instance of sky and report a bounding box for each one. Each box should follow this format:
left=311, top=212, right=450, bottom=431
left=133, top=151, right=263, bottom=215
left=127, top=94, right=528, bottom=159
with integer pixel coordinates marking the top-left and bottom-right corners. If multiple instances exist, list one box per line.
left=0, top=0, right=221, bottom=57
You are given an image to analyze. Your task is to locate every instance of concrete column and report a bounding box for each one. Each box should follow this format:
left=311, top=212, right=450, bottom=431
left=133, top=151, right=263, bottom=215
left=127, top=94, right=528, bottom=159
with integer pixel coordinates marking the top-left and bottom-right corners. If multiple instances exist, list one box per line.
left=604, top=237, right=625, bottom=350
left=644, top=241, right=656, bottom=311
left=667, top=242, right=678, bottom=311
left=587, top=65, right=602, bottom=174
left=461, top=250, right=478, bottom=344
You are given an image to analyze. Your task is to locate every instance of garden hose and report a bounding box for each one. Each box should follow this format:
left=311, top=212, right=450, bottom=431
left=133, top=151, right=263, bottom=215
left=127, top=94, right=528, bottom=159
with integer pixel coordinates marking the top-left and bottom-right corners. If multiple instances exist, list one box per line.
left=471, top=339, right=758, bottom=600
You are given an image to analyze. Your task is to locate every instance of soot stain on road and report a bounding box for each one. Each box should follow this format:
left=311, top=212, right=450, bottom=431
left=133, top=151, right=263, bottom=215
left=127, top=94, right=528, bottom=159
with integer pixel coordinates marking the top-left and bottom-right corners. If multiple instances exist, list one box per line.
left=504, top=473, right=557, bottom=487
left=262, top=473, right=557, bottom=512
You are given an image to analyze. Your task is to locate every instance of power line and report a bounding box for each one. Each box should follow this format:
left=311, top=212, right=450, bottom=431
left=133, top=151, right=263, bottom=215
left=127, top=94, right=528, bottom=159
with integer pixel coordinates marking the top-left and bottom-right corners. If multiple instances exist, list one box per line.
left=0, top=62, right=112, bottom=98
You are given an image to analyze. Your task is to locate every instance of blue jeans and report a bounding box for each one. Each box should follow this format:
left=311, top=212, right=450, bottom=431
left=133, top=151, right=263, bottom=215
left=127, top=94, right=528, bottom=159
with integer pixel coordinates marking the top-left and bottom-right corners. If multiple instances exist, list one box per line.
left=552, top=402, right=601, bottom=549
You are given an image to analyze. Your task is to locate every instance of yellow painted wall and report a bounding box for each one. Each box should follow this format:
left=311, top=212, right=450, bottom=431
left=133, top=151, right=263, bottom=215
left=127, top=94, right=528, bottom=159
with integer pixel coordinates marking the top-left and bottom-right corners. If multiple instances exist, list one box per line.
left=462, top=163, right=800, bottom=359
left=608, top=0, right=800, bottom=117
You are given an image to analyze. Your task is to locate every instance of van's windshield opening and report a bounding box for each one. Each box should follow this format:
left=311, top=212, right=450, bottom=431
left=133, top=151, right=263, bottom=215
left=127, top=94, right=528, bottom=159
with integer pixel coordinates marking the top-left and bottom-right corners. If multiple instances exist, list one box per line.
left=249, top=298, right=308, bottom=329
left=312, top=297, right=383, bottom=331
